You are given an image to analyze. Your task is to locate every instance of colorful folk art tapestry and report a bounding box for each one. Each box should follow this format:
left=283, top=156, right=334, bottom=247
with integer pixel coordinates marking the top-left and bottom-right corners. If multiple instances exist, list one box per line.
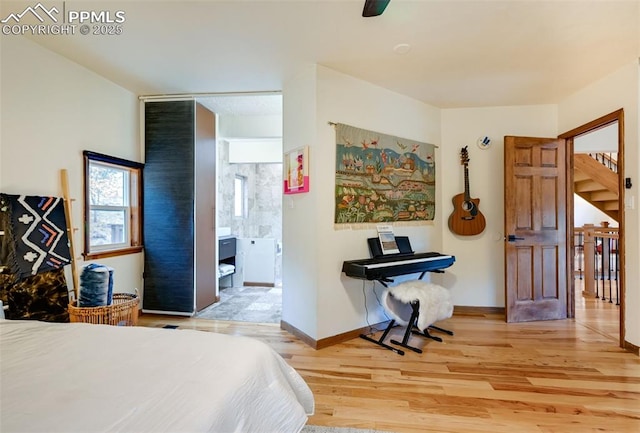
left=334, top=123, right=436, bottom=224
left=0, top=194, right=71, bottom=279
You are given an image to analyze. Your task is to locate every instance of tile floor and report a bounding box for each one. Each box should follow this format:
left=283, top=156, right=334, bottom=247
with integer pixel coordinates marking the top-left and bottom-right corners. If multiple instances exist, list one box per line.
left=196, top=285, right=282, bottom=324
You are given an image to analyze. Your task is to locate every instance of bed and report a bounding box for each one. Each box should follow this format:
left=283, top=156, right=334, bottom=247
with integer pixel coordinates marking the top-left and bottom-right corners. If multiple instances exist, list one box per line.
left=0, top=319, right=314, bottom=433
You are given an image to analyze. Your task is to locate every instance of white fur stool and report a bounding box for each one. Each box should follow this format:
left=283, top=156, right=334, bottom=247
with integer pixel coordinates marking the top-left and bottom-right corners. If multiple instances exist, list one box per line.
left=380, top=280, right=454, bottom=354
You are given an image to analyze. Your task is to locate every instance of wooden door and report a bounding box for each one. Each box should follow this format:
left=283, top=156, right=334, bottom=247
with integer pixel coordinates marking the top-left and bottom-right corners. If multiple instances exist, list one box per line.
left=504, top=136, right=569, bottom=322
left=194, top=103, right=217, bottom=312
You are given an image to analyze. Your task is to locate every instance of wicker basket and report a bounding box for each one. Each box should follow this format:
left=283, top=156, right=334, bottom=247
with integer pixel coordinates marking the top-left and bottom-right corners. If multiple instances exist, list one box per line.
left=68, top=293, right=139, bottom=326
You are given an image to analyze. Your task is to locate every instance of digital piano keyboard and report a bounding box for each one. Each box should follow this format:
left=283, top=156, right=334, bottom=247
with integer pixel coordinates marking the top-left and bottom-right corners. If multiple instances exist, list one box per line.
left=341, top=252, right=455, bottom=284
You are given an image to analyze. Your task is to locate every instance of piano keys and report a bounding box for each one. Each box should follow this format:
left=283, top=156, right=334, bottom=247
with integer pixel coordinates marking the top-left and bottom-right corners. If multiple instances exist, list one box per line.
left=342, top=252, right=455, bottom=284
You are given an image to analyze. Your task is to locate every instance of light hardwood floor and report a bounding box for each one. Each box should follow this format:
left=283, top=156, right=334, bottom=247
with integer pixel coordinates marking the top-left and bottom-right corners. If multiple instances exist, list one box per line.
left=139, top=286, right=639, bottom=433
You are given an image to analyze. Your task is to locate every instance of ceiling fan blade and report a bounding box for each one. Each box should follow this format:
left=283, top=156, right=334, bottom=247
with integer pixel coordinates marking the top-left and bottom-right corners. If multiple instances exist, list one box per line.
left=362, top=0, right=391, bottom=17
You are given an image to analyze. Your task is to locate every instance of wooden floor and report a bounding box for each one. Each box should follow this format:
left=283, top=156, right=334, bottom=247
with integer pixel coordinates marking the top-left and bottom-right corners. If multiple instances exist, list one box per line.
left=139, top=284, right=639, bottom=433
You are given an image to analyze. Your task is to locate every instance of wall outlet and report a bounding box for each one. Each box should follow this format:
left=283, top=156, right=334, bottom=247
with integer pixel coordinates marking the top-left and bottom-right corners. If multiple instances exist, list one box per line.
left=625, top=195, right=635, bottom=209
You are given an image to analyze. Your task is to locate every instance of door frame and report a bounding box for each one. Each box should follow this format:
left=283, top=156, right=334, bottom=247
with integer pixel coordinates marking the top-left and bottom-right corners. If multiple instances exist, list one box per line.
left=558, top=108, right=625, bottom=348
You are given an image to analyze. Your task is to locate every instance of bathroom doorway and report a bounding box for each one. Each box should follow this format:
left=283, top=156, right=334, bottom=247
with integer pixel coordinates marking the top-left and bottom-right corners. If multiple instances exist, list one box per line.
left=196, top=93, right=283, bottom=324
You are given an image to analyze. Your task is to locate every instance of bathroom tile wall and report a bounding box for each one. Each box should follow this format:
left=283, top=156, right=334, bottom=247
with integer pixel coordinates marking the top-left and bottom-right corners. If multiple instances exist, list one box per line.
left=217, top=140, right=283, bottom=283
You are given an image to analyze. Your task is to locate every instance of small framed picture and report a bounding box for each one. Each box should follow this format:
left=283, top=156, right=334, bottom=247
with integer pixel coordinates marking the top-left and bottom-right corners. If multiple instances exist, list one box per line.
left=284, top=146, right=309, bottom=194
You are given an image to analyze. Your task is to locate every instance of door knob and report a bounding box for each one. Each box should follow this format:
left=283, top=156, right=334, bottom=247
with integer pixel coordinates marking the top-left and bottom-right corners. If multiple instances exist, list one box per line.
left=507, top=234, right=524, bottom=242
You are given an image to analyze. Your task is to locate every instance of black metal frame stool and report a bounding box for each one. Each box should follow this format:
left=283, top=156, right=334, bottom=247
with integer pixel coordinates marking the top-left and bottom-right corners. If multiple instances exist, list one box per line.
left=360, top=281, right=454, bottom=355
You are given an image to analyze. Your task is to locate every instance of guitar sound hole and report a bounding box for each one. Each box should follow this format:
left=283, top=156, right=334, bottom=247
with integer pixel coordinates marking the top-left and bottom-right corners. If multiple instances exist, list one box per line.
left=462, top=201, right=475, bottom=212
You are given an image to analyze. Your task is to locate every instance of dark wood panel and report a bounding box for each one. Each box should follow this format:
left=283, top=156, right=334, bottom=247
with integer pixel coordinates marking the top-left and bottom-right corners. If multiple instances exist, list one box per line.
left=143, top=101, right=195, bottom=313
left=541, top=176, right=558, bottom=229
left=515, top=246, right=533, bottom=301
left=515, top=176, right=532, bottom=229
left=542, top=245, right=559, bottom=299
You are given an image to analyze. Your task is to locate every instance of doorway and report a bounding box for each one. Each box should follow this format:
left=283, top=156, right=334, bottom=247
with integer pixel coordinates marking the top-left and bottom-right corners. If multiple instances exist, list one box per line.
left=195, top=93, right=284, bottom=324
left=559, top=109, right=625, bottom=347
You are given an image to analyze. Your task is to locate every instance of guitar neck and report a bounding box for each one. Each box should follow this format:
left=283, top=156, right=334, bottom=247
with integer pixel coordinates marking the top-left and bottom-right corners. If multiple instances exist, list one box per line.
left=464, top=164, right=471, bottom=201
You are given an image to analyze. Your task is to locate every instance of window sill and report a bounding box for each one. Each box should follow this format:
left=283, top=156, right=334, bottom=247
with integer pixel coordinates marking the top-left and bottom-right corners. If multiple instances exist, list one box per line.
left=84, top=246, right=143, bottom=260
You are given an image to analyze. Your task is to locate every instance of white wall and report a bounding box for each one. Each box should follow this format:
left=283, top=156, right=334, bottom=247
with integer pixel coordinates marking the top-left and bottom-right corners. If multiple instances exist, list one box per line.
left=227, top=138, right=282, bottom=163
left=283, top=65, right=442, bottom=340
left=440, top=106, right=558, bottom=307
left=1, top=36, right=142, bottom=296
left=574, top=123, right=618, bottom=153
left=281, top=64, right=319, bottom=338
left=217, top=114, right=283, bottom=138
left=574, top=195, right=617, bottom=228
left=558, top=61, right=640, bottom=348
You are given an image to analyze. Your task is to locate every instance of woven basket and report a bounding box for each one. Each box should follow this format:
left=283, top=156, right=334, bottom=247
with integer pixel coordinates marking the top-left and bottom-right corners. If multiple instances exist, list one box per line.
left=68, top=293, right=139, bottom=326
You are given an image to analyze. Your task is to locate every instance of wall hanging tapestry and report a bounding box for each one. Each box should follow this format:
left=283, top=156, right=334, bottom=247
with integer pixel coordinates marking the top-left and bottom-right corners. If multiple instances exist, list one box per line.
left=0, top=194, right=71, bottom=279
left=333, top=123, right=436, bottom=226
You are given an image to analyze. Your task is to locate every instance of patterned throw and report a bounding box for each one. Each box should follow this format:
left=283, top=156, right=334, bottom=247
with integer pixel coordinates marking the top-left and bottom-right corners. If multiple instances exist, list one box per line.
left=0, top=194, right=71, bottom=279
left=334, top=123, right=436, bottom=225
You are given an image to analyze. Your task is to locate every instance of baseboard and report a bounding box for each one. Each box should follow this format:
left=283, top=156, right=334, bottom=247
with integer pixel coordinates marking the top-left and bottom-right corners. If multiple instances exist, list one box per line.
left=244, top=282, right=275, bottom=287
left=316, top=321, right=391, bottom=349
left=285, top=305, right=640, bottom=352
left=623, top=339, right=640, bottom=356
left=453, top=305, right=505, bottom=316
left=280, top=319, right=391, bottom=350
left=140, top=309, right=193, bottom=317
left=280, top=320, right=317, bottom=349
left=282, top=307, right=505, bottom=349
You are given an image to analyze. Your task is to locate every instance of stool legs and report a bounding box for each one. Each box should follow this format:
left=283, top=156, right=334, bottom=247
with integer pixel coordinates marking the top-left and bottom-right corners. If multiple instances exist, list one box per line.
left=360, top=300, right=453, bottom=356
left=391, top=300, right=454, bottom=353
left=390, top=301, right=424, bottom=353
left=359, top=320, right=406, bottom=356
left=428, top=324, right=454, bottom=336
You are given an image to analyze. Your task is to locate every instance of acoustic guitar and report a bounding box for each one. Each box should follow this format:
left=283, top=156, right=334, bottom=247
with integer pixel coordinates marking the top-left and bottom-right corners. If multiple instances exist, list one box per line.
left=448, top=146, right=486, bottom=236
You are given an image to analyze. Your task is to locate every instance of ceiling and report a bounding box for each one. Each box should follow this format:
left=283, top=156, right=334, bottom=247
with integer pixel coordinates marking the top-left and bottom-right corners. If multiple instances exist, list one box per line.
left=5, top=0, right=639, bottom=111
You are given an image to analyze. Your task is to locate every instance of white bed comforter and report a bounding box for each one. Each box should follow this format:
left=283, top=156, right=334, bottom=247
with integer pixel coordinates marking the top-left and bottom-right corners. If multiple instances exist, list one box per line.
left=0, top=319, right=314, bottom=433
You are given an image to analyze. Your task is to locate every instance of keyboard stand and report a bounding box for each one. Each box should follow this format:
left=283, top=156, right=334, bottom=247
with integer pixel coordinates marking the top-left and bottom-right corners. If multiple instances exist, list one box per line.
left=359, top=320, right=405, bottom=356
left=358, top=278, right=406, bottom=355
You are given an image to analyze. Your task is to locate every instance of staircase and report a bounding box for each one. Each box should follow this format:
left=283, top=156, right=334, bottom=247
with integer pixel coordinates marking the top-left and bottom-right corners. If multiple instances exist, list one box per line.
left=574, top=153, right=619, bottom=222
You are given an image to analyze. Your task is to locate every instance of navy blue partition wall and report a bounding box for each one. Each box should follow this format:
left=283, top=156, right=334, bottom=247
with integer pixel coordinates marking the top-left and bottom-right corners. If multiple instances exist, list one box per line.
left=143, top=101, right=195, bottom=313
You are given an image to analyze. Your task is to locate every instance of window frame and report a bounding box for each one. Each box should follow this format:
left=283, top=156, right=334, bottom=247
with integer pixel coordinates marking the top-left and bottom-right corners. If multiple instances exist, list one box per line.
left=83, top=151, right=144, bottom=259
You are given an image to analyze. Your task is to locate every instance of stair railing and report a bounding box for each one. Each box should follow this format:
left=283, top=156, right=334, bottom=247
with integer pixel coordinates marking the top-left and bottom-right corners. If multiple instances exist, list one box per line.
left=588, top=152, right=618, bottom=173
left=578, top=222, right=619, bottom=305
left=574, top=227, right=584, bottom=280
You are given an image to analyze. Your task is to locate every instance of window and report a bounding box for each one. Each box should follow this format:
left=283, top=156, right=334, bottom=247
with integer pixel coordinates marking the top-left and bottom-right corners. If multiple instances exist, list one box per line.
left=234, top=175, right=247, bottom=218
left=83, top=151, right=143, bottom=259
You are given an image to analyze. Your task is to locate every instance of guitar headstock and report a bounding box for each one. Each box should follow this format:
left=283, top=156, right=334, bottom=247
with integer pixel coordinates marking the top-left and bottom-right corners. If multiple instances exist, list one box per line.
left=460, top=146, right=470, bottom=166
